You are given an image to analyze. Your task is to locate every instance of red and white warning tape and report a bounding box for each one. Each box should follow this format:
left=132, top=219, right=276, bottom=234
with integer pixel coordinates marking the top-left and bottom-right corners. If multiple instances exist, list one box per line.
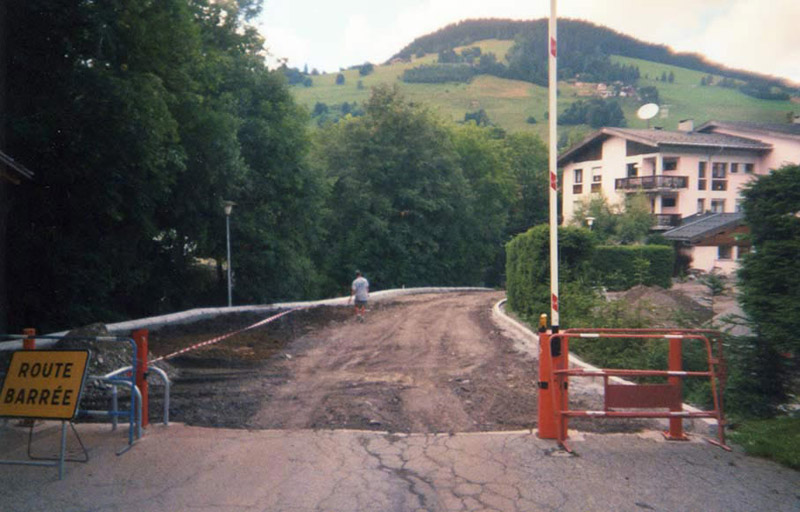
left=150, top=307, right=302, bottom=363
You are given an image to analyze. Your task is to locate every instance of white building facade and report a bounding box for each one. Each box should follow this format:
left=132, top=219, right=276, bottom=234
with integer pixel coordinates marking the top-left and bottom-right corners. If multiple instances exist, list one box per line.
left=558, top=121, right=800, bottom=273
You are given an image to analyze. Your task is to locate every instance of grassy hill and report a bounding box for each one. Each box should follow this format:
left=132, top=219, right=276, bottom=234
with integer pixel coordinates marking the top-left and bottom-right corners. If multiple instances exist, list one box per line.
left=290, top=39, right=797, bottom=141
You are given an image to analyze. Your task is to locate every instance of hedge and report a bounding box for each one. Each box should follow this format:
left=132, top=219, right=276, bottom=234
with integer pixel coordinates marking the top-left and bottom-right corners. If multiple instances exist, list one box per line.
left=506, top=224, right=594, bottom=319
left=591, top=245, right=674, bottom=290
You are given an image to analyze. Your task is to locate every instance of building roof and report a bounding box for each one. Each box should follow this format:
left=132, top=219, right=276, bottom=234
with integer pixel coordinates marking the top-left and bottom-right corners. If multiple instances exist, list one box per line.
left=696, top=121, right=800, bottom=139
left=0, top=150, right=34, bottom=183
left=558, top=127, right=771, bottom=166
left=662, top=212, right=745, bottom=243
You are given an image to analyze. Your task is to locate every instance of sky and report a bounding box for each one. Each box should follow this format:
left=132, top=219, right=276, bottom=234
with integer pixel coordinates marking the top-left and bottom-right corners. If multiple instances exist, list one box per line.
left=256, top=0, right=800, bottom=85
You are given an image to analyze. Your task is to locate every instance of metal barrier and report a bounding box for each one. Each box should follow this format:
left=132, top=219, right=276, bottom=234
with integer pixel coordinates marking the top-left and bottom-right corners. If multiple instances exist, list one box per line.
left=537, top=328, right=729, bottom=452
left=102, top=365, right=170, bottom=427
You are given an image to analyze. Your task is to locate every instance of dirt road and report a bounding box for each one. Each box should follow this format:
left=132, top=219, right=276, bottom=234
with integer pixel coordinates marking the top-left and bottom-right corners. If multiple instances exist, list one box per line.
left=151, top=291, right=537, bottom=432
left=151, top=290, right=653, bottom=435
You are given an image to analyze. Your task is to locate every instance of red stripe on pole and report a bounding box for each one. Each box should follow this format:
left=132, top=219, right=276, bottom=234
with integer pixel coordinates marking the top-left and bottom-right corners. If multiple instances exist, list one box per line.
left=550, top=37, right=557, bottom=58
left=550, top=171, right=557, bottom=190
left=552, top=293, right=559, bottom=312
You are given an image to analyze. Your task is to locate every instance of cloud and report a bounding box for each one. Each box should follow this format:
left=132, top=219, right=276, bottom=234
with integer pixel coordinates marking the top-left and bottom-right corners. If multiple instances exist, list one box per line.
left=678, top=0, right=800, bottom=82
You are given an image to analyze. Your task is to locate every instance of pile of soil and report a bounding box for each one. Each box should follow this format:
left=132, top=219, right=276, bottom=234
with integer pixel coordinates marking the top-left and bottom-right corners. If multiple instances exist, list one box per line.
left=608, top=284, right=713, bottom=327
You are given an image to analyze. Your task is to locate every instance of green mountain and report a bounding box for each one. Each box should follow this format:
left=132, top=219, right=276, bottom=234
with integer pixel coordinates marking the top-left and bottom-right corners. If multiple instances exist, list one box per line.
left=288, top=19, right=799, bottom=141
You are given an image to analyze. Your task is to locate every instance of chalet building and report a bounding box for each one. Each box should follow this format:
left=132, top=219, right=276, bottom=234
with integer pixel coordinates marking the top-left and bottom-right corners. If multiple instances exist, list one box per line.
left=558, top=120, right=800, bottom=274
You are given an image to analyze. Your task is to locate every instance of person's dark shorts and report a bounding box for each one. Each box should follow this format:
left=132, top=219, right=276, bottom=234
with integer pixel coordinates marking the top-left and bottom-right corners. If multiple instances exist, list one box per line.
left=355, top=299, right=368, bottom=307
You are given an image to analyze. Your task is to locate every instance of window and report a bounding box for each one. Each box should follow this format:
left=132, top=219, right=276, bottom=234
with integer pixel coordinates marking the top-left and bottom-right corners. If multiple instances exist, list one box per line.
left=711, top=199, right=725, bottom=213
left=697, top=199, right=705, bottom=213
left=698, top=162, right=707, bottom=190
left=744, top=163, right=754, bottom=174
left=730, top=163, right=739, bottom=174
left=627, top=163, right=638, bottom=178
left=592, top=167, right=602, bottom=183
left=662, top=197, right=676, bottom=208
left=663, top=157, right=679, bottom=171
left=574, top=168, right=583, bottom=184
left=573, top=184, right=583, bottom=194
left=718, top=245, right=732, bottom=260
left=712, top=162, right=727, bottom=190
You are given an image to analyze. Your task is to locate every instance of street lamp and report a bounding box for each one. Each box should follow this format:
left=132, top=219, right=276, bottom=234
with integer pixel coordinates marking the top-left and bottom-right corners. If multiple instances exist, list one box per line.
left=223, top=201, right=236, bottom=307
left=586, top=216, right=595, bottom=230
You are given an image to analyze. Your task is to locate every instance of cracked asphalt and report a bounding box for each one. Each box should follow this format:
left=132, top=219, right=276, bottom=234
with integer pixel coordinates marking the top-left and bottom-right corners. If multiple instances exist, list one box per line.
left=0, top=422, right=798, bottom=511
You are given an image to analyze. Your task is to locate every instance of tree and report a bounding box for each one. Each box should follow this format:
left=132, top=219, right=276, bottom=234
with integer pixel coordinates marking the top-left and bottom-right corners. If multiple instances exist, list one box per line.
left=359, top=62, right=374, bottom=76
left=572, top=192, right=652, bottom=244
left=504, top=133, right=549, bottom=236
left=736, top=164, right=800, bottom=413
left=638, top=86, right=660, bottom=104
left=616, top=193, right=654, bottom=244
left=335, top=73, right=345, bottom=85
left=5, top=0, right=324, bottom=330
left=313, top=85, right=498, bottom=291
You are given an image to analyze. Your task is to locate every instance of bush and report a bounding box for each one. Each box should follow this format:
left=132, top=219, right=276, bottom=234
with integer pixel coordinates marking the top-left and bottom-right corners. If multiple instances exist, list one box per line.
left=591, top=245, right=674, bottom=290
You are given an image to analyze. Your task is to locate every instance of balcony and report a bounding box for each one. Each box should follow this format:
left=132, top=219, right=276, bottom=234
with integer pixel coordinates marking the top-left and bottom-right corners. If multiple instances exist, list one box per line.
left=652, top=214, right=682, bottom=230
left=615, top=175, right=689, bottom=191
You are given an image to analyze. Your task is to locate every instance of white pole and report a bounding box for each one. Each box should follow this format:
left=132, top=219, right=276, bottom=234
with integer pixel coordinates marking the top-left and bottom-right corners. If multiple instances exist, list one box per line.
left=226, top=213, right=232, bottom=307
left=548, top=0, right=560, bottom=331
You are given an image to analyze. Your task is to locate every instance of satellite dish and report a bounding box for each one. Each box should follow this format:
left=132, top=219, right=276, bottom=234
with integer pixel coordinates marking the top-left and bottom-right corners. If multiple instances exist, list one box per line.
left=637, top=103, right=660, bottom=120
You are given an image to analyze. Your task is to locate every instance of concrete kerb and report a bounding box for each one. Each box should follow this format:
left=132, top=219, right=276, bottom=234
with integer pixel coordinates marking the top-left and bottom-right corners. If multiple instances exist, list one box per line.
left=491, top=298, right=718, bottom=434
left=0, top=287, right=494, bottom=351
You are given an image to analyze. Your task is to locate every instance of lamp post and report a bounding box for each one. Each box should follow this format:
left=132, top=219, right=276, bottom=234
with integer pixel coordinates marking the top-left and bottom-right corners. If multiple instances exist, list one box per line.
left=586, top=216, right=595, bottom=230
left=223, top=201, right=236, bottom=307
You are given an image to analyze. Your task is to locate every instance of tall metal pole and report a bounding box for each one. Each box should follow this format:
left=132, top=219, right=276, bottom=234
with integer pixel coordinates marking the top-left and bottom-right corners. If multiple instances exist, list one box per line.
left=226, top=212, right=232, bottom=307
left=548, top=0, right=560, bottom=332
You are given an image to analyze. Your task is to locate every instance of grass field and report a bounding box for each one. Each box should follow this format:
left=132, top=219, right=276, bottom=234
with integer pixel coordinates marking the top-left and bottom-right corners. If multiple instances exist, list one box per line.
left=290, top=39, right=797, bottom=140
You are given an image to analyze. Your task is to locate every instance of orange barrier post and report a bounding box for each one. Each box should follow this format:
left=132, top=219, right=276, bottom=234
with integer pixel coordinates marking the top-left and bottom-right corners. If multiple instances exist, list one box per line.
left=132, top=329, right=149, bottom=428
left=553, top=333, right=569, bottom=441
left=23, top=328, right=36, bottom=350
left=665, top=335, right=687, bottom=440
left=537, top=321, right=556, bottom=438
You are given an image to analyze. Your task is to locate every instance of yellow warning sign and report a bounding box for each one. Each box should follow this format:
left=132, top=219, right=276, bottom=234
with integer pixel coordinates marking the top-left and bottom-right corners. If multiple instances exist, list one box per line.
left=0, top=350, right=90, bottom=420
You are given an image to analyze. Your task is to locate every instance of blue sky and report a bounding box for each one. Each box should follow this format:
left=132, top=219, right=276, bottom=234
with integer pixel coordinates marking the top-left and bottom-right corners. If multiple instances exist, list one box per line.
left=256, top=0, right=800, bottom=84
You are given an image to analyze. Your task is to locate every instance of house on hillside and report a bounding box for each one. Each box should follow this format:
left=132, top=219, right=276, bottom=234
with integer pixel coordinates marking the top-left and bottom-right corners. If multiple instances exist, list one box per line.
left=558, top=120, right=800, bottom=274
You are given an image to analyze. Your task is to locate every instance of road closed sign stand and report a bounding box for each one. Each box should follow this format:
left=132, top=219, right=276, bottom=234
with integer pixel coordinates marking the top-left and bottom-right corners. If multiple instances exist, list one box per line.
left=0, top=350, right=91, bottom=479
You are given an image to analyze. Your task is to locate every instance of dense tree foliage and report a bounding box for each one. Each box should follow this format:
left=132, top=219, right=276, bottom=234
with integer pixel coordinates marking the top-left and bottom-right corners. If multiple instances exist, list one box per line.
left=558, top=98, right=627, bottom=128
left=5, top=0, right=323, bottom=331
left=401, top=64, right=475, bottom=84
left=735, top=164, right=800, bottom=414
left=313, top=86, right=549, bottom=293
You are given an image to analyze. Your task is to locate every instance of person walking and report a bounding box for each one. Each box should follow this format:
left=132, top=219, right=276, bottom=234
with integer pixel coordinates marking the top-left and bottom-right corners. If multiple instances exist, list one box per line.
left=350, top=270, right=369, bottom=322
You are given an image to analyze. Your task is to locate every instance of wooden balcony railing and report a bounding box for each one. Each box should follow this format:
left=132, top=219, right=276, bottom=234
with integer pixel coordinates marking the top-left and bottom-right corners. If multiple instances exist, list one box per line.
left=615, top=175, right=688, bottom=191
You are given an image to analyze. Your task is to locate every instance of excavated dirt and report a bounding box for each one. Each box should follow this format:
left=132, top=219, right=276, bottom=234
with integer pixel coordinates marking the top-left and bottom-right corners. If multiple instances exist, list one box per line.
left=142, top=291, right=657, bottom=434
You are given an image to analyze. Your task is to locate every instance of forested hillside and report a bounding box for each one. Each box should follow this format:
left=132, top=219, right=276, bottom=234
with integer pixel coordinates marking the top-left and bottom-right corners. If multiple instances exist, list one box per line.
left=393, top=19, right=795, bottom=91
